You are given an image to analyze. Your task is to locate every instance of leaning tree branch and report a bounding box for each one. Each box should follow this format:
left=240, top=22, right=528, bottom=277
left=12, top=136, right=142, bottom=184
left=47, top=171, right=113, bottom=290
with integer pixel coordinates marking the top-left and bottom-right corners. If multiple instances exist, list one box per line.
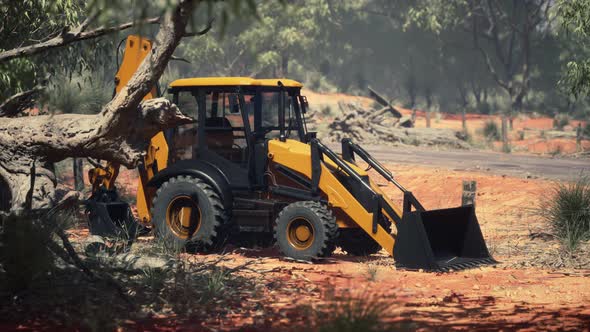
left=0, top=84, right=45, bottom=117
left=0, top=16, right=160, bottom=63
left=183, top=17, right=215, bottom=36
left=471, top=6, right=510, bottom=92
left=73, top=11, right=100, bottom=35
left=0, top=0, right=198, bottom=211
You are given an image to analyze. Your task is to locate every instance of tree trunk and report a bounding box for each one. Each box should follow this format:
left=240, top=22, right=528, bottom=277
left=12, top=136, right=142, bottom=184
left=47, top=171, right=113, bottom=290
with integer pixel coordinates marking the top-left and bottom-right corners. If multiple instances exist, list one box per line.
left=281, top=52, right=288, bottom=77
left=577, top=123, right=583, bottom=152
left=501, top=116, right=509, bottom=153
left=0, top=0, right=196, bottom=213
left=425, top=94, right=433, bottom=128
left=73, top=158, right=84, bottom=192
left=462, top=108, right=467, bottom=131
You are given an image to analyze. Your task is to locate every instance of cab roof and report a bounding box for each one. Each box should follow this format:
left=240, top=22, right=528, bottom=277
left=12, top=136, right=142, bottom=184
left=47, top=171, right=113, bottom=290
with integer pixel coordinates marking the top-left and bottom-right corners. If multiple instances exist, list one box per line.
left=169, top=77, right=303, bottom=88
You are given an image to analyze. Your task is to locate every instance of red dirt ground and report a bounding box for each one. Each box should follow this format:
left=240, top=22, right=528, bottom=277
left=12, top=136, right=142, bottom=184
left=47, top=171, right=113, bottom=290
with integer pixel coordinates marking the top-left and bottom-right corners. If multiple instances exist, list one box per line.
left=46, top=89, right=589, bottom=330
left=54, top=161, right=590, bottom=331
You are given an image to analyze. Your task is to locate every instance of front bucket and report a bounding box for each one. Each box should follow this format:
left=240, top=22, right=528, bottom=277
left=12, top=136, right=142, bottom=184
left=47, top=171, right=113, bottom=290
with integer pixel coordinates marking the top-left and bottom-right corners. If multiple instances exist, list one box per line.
left=393, top=205, right=495, bottom=271
left=86, top=199, right=138, bottom=239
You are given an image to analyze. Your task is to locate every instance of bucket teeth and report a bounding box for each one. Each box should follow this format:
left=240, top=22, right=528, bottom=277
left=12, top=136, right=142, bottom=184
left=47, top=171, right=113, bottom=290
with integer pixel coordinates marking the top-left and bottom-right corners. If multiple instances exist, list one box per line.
left=396, top=257, right=497, bottom=272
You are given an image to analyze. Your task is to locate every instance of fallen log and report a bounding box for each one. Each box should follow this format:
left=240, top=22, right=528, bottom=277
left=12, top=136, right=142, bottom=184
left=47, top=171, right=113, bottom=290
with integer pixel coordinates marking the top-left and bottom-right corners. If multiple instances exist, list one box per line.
left=368, top=86, right=403, bottom=118
left=0, top=0, right=196, bottom=212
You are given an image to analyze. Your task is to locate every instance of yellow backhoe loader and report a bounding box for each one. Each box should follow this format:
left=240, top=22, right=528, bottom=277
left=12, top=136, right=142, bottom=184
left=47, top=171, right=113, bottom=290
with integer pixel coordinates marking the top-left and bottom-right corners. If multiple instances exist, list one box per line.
left=86, top=35, right=495, bottom=271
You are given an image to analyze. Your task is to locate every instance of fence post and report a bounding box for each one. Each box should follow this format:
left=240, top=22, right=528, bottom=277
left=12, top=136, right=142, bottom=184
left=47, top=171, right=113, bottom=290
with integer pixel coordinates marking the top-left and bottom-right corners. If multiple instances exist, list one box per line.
left=462, top=180, right=477, bottom=207
left=501, top=116, right=509, bottom=152
left=577, top=123, right=582, bottom=152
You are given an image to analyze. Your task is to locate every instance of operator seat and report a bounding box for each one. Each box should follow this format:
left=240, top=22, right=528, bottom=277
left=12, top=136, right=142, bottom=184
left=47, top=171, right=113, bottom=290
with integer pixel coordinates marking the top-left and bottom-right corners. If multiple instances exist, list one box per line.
left=205, top=117, right=242, bottom=162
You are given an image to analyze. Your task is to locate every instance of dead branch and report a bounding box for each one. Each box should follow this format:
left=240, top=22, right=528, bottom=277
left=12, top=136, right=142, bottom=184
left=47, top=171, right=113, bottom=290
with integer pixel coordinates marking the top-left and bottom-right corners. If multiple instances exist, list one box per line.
left=183, top=17, right=215, bottom=36
left=0, top=0, right=197, bottom=211
left=0, top=84, right=45, bottom=117
left=0, top=17, right=160, bottom=63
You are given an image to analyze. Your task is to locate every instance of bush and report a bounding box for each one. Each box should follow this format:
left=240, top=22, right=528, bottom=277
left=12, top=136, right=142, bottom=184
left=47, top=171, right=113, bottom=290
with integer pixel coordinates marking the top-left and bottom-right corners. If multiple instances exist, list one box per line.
left=483, top=120, right=501, bottom=141
left=317, top=291, right=393, bottom=332
left=542, top=175, right=590, bottom=251
left=476, top=102, right=492, bottom=115
left=0, top=214, right=57, bottom=291
left=553, top=114, right=570, bottom=130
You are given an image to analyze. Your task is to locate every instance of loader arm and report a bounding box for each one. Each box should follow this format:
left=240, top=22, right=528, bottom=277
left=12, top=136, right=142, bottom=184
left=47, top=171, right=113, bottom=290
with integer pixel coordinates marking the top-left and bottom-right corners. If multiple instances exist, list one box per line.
left=268, top=138, right=397, bottom=255
left=268, top=138, right=494, bottom=271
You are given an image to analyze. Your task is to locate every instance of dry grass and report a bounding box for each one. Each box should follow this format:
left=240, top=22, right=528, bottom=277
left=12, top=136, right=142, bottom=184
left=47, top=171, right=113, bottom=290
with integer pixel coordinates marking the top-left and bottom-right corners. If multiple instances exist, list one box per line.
left=541, top=175, right=590, bottom=251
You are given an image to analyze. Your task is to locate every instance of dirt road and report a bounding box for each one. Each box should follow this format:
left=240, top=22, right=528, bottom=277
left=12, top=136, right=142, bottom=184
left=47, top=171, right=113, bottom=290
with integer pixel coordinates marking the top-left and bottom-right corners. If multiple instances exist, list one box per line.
left=327, top=144, right=590, bottom=181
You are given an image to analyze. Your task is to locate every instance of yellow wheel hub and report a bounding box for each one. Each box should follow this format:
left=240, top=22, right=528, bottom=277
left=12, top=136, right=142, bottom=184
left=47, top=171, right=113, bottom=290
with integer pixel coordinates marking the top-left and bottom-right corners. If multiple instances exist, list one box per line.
left=166, top=195, right=201, bottom=239
left=287, top=218, right=315, bottom=250
left=295, top=225, right=311, bottom=242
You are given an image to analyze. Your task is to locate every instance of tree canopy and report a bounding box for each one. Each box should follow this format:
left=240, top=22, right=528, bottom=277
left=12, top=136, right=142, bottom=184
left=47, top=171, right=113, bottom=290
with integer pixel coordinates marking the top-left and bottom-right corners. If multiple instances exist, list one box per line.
left=1, top=0, right=589, bottom=121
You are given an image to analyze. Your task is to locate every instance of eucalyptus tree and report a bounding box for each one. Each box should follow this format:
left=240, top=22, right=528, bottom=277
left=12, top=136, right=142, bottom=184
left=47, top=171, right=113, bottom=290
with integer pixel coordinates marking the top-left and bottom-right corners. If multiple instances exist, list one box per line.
left=0, top=0, right=257, bottom=212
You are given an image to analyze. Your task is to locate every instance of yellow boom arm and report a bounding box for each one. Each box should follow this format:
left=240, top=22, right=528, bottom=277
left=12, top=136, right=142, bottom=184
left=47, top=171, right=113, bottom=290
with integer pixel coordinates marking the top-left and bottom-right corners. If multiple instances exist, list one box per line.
left=88, top=35, right=167, bottom=224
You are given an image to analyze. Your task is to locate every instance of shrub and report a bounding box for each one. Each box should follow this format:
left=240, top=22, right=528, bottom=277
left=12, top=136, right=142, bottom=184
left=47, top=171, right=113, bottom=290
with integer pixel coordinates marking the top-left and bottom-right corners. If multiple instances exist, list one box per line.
left=551, top=145, right=563, bottom=156
left=553, top=114, right=570, bottom=130
left=0, top=214, right=56, bottom=291
left=542, top=175, right=590, bottom=251
left=483, top=120, right=501, bottom=141
left=317, top=290, right=393, bottom=332
left=476, top=102, right=492, bottom=115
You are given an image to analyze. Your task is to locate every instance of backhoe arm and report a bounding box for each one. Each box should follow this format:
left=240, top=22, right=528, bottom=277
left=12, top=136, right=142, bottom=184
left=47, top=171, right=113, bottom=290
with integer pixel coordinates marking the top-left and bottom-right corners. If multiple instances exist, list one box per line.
left=87, top=35, right=163, bottom=225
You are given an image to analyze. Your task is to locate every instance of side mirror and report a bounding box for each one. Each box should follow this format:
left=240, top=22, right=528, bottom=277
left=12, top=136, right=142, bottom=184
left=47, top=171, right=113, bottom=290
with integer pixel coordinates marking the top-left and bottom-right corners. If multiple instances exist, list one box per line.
left=301, top=95, right=309, bottom=109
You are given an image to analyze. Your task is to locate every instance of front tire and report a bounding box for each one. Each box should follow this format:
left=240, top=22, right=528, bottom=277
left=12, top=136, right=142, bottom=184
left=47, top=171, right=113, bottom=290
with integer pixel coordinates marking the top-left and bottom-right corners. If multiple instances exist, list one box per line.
left=274, top=201, right=338, bottom=261
left=151, top=176, right=226, bottom=251
left=337, top=216, right=392, bottom=256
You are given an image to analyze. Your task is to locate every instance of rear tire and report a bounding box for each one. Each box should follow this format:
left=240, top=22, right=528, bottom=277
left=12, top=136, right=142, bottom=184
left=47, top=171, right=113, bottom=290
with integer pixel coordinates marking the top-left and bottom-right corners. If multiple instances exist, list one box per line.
left=151, top=176, right=227, bottom=252
left=274, top=201, right=338, bottom=261
left=337, top=217, right=392, bottom=256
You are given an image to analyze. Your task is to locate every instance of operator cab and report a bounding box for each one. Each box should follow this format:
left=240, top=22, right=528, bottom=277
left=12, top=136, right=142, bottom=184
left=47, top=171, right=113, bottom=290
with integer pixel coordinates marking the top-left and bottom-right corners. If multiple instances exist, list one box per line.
left=166, top=77, right=310, bottom=191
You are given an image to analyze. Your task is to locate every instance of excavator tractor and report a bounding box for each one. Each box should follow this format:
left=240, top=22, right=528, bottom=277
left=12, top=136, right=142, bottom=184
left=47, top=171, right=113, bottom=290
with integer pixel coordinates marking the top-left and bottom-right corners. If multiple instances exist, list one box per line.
left=86, top=35, right=495, bottom=271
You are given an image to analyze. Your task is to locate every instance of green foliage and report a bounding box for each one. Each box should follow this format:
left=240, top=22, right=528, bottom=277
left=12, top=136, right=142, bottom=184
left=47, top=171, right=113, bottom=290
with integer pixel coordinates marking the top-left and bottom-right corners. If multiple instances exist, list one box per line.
left=45, top=72, right=113, bottom=114
left=0, top=0, right=85, bottom=100
left=316, top=289, right=406, bottom=332
left=560, top=60, right=590, bottom=98
left=542, top=175, right=590, bottom=251
left=365, top=263, right=378, bottom=282
left=0, top=0, right=259, bottom=110
left=554, top=113, right=571, bottom=130
left=1, top=0, right=587, bottom=120
left=551, top=145, right=563, bottom=156
left=558, top=0, right=590, bottom=98
left=483, top=120, right=501, bottom=141
left=0, top=214, right=56, bottom=291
